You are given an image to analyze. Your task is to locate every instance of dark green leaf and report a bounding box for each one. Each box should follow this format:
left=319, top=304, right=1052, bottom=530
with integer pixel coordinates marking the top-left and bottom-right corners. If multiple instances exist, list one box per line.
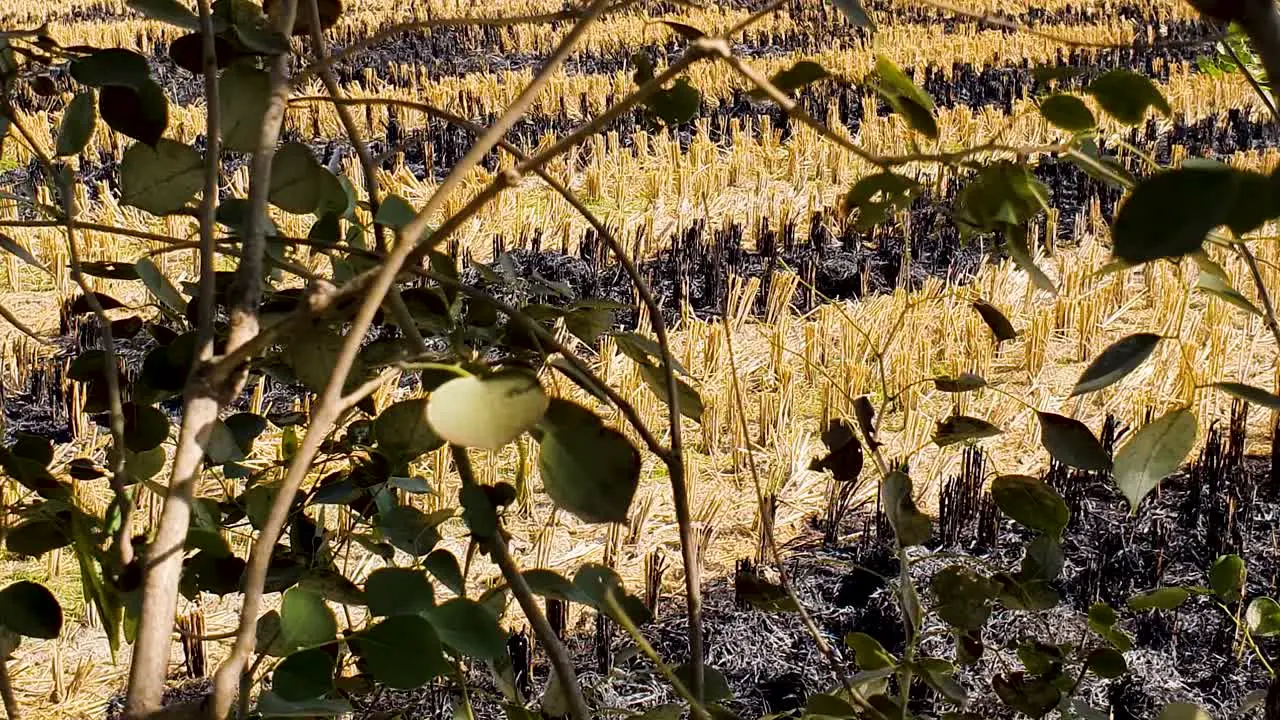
left=674, top=664, right=733, bottom=703
left=1087, top=648, right=1127, bottom=679
left=734, top=570, right=799, bottom=612
left=120, top=139, right=202, bottom=215
left=841, top=172, right=920, bottom=231
left=366, top=568, right=435, bottom=617
left=805, top=693, right=859, bottom=718
left=931, top=565, right=998, bottom=631
left=1070, top=333, right=1161, bottom=396
left=934, top=372, right=986, bottom=393
left=1087, top=70, right=1171, bottom=124
left=0, top=581, right=63, bottom=638
left=1036, top=411, right=1110, bottom=471
left=135, top=257, right=187, bottom=312
left=1127, top=587, right=1190, bottom=612
left=123, top=403, right=170, bottom=452
left=256, top=692, right=351, bottom=718
left=279, top=588, right=337, bottom=648
left=537, top=399, right=640, bottom=524
left=70, top=48, right=151, bottom=88
left=1004, top=225, right=1057, bottom=294
left=933, top=415, right=1001, bottom=446
left=1038, top=94, right=1095, bottom=132
left=993, top=672, right=1061, bottom=719
left=875, top=55, right=937, bottom=139
left=880, top=470, right=931, bottom=546
left=126, top=0, right=201, bottom=29
left=99, top=80, right=168, bottom=146
left=350, top=615, right=447, bottom=689
left=1196, top=272, right=1263, bottom=316
left=1212, top=382, right=1280, bottom=409
left=1209, top=554, right=1246, bottom=603
left=637, top=362, right=703, bottom=421
left=991, top=474, right=1069, bottom=536
left=272, top=648, right=334, bottom=701
left=375, top=398, right=443, bottom=462
left=218, top=64, right=271, bottom=152
left=427, top=597, right=506, bottom=659
left=1113, top=408, right=1197, bottom=513
left=12, top=433, right=53, bottom=467
left=424, top=549, right=464, bottom=596
left=374, top=194, right=417, bottom=230
left=647, top=78, right=700, bottom=126
left=749, top=60, right=830, bottom=100
left=270, top=142, right=324, bottom=214
left=521, top=569, right=574, bottom=600
left=56, top=91, right=96, bottom=157
left=379, top=506, right=441, bottom=557
left=845, top=632, right=896, bottom=670
left=972, top=300, right=1017, bottom=342
left=828, top=0, right=876, bottom=28
left=6, top=519, right=71, bottom=557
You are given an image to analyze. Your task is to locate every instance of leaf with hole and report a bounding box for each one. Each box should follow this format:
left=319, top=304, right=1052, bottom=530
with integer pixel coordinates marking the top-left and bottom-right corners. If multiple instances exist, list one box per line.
left=1087, top=69, right=1170, bottom=125
left=120, top=139, right=202, bottom=215
left=0, top=581, right=63, bottom=638
left=1113, top=408, right=1196, bottom=513
left=427, top=371, right=549, bottom=450
left=366, top=568, right=434, bottom=617
left=881, top=470, right=931, bottom=546
left=427, top=597, right=506, bottom=660
left=1070, top=333, right=1161, bottom=396
left=991, top=475, right=1069, bottom=536
left=1212, top=382, right=1280, bottom=409
left=273, top=648, right=335, bottom=702
left=537, top=399, right=640, bottom=524
left=1037, top=412, right=1110, bottom=471
left=350, top=615, right=447, bottom=689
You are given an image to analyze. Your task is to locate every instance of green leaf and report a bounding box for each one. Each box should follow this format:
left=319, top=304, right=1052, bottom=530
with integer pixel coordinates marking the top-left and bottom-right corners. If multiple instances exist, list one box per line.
left=123, top=403, right=170, bottom=452
left=374, top=194, right=417, bottom=230
left=1159, top=704, right=1212, bottom=720
left=992, top=672, right=1061, bottom=719
left=647, top=77, right=700, bottom=126
left=1036, top=412, right=1111, bottom=471
left=135, top=257, right=187, bottom=313
left=126, top=0, right=201, bottom=29
left=1038, top=94, right=1095, bottom=132
left=972, top=300, right=1017, bottom=342
left=70, top=48, right=151, bottom=88
left=1004, top=225, right=1057, bottom=294
left=218, top=64, right=271, bottom=152
left=272, top=648, right=334, bottom=701
left=366, top=568, right=435, bottom=617
left=931, top=565, right=998, bottom=631
left=734, top=571, right=799, bottom=612
left=880, top=470, right=931, bottom=546
left=1212, top=382, right=1280, bottom=409
left=521, top=569, right=574, bottom=600
left=1113, top=408, right=1197, bottom=513
left=840, top=172, right=920, bottom=231
left=828, top=0, right=876, bottom=28
left=99, top=80, right=168, bottom=146
left=1247, top=597, right=1280, bottom=636
left=805, top=693, right=859, bottom=718
left=637, top=362, right=703, bottom=421
left=270, top=142, right=324, bottom=214
left=379, top=506, right=442, bottom=557
left=1209, top=554, right=1246, bottom=603
left=954, top=162, right=1050, bottom=237
left=120, top=139, right=203, bottom=215
left=351, top=615, right=448, bottom=689
left=933, top=415, right=1001, bottom=446
left=56, top=91, right=96, bottom=157
left=279, top=588, right=337, bottom=648
left=874, top=55, right=937, bottom=139
left=612, top=332, right=689, bottom=375
left=6, top=519, right=71, bottom=557
left=0, top=234, right=50, bottom=276
left=991, top=475, right=1069, bottom=536
left=1195, top=272, right=1263, bottom=316
left=933, top=372, right=986, bottom=393
left=1086, top=648, right=1127, bottom=679
left=375, top=398, right=443, bottom=462
left=536, top=399, right=640, bottom=524
left=0, top=581, right=63, bottom=638
left=1127, top=587, right=1190, bottom=611
left=749, top=60, right=830, bottom=100
left=424, top=549, right=465, bottom=596
left=1067, top=138, right=1135, bottom=188
left=674, top=664, right=733, bottom=703
left=256, top=692, right=351, bottom=718
left=427, top=597, right=507, bottom=660
left=915, top=658, right=967, bottom=705
left=1087, top=69, right=1171, bottom=125
left=427, top=371, right=549, bottom=450
left=257, top=610, right=295, bottom=657
left=1112, top=166, right=1274, bottom=264
left=844, top=632, right=896, bottom=670
left=1070, top=333, right=1161, bottom=396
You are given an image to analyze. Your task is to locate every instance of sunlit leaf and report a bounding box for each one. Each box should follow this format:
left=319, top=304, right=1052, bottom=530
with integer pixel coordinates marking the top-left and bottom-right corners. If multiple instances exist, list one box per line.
left=1113, top=408, right=1197, bottom=513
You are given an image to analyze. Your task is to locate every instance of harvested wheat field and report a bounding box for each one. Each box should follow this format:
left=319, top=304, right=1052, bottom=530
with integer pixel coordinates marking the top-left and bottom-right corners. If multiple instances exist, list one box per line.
left=1, top=0, right=1280, bottom=718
